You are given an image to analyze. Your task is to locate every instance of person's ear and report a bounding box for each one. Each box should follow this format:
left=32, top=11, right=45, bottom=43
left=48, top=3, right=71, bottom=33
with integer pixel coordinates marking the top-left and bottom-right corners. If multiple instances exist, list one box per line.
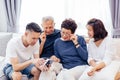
left=25, top=31, right=28, bottom=36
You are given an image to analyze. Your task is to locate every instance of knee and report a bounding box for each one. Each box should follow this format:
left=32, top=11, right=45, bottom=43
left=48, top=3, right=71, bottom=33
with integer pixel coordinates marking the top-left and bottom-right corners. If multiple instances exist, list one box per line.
left=12, top=72, right=22, bottom=80
left=31, top=67, right=40, bottom=76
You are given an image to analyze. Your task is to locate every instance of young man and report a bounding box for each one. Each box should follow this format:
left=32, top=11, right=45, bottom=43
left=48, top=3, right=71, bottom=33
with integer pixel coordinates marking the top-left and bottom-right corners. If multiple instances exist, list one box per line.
left=39, top=16, right=60, bottom=61
left=3, top=22, right=46, bottom=80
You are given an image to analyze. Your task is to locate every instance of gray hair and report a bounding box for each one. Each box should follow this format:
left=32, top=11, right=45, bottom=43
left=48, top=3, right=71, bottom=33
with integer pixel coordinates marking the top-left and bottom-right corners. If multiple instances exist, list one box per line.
left=42, top=16, right=54, bottom=23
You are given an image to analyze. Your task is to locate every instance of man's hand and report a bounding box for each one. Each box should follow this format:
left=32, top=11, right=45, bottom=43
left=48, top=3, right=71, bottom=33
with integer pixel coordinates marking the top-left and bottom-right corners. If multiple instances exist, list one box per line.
left=32, top=58, right=45, bottom=68
left=39, top=64, right=49, bottom=72
left=40, top=32, right=46, bottom=43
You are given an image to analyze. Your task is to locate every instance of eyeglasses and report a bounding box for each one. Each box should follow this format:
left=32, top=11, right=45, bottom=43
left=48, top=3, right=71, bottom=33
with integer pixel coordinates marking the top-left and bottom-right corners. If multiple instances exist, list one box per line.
left=61, top=31, right=71, bottom=37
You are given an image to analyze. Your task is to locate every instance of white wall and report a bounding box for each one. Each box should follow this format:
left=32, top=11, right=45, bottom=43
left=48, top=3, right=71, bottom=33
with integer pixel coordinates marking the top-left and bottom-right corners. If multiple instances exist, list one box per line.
left=20, top=0, right=112, bottom=36
left=0, top=0, right=7, bottom=32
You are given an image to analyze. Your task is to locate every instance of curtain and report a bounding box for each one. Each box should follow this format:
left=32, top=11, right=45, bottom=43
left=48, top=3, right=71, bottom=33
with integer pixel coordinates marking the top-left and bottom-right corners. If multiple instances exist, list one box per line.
left=4, top=0, right=22, bottom=32
left=109, top=0, right=120, bottom=38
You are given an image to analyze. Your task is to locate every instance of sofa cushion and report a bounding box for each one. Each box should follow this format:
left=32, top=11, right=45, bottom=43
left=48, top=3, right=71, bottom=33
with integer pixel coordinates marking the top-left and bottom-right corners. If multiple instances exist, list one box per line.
left=0, top=56, right=5, bottom=77
left=0, top=75, right=7, bottom=80
left=0, top=32, right=12, bottom=57
left=112, top=39, right=120, bottom=60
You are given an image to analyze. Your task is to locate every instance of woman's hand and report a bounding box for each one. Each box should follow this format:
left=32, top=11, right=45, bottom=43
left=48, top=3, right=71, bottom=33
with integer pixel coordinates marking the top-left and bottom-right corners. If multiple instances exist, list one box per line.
left=70, top=34, right=78, bottom=45
left=50, top=55, right=60, bottom=62
left=87, top=67, right=96, bottom=76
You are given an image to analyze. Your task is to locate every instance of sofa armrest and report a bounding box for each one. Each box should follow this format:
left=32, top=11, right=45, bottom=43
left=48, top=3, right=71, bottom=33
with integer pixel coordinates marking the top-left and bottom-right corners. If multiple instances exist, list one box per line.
left=0, top=56, right=5, bottom=77
left=0, top=32, right=12, bottom=57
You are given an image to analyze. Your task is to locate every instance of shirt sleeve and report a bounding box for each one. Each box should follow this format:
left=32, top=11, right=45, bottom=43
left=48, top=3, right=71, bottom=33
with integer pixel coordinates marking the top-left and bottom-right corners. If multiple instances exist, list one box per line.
left=103, top=38, right=114, bottom=65
left=54, top=39, right=62, bottom=61
left=6, top=39, right=17, bottom=58
left=87, top=41, right=94, bottom=63
left=76, top=36, right=88, bottom=61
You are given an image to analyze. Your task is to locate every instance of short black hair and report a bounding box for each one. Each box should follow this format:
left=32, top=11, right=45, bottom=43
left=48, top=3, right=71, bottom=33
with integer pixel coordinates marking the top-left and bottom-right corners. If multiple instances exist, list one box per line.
left=26, top=22, right=42, bottom=33
left=87, top=18, right=108, bottom=42
left=61, top=18, right=77, bottom=34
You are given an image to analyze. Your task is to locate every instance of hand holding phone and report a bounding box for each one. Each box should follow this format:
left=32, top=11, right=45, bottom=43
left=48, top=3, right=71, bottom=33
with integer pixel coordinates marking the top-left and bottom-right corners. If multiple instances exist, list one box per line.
left=43, top=59, right=53, bottom=67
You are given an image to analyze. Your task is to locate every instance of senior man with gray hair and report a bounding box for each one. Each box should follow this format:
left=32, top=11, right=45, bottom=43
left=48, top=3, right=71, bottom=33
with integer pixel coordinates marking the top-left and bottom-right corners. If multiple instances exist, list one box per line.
left=39, top=16, right=61, bottom=61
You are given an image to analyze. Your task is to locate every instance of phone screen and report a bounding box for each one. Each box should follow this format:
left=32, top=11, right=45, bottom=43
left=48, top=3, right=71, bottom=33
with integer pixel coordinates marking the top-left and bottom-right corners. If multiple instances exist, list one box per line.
left=44, top=59, right=53, bottom=67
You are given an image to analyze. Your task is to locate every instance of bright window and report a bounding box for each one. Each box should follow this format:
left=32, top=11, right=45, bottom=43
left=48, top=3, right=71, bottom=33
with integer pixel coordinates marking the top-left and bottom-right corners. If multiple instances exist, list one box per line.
left=20, top=0, right=112, bottom=37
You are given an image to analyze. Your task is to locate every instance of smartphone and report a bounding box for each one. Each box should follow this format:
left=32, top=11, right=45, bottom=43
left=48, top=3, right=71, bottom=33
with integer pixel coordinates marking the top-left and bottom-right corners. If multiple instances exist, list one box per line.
left=44, top=59, right=53, bottom=67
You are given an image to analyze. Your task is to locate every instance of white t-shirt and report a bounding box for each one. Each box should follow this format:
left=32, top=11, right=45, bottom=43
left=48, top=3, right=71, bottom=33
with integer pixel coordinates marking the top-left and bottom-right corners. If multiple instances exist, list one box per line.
left=87, top=36, right=114, bottom=65
left=5, top=36, right=39, bottom=64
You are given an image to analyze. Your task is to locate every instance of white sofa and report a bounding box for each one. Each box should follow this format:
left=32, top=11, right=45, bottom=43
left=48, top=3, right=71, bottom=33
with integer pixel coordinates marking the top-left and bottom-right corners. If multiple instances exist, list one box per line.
left=1, top=32, right=120, bottom=80
left=0, top=32, right=33, bottom=80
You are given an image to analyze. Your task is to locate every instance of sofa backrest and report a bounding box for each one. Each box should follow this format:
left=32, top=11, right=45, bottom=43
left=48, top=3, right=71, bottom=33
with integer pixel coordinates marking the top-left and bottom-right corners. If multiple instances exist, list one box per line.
left=0, top=32, right=12, bottom=57
left=0, top=32, right=22, bottom=57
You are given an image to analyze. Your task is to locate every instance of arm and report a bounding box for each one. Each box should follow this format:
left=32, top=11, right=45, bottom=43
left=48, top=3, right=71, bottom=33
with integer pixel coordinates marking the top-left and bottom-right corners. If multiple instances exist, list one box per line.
left=34, top=42, right=47, bottom=69
left=88, top=37, right=113, bottom=76
left=11, top=57, right=45, bottom=72
left=70, top=35, right=88, bottom=61
left=7, top=38, right=45, bottom=71
left=76, top=45, right=88, bottom=61
left=39, top=43, right=44, bottom=55
left=92, top=62, right=105, bottom=71
left=102, top=38, right=114, bottom=66
left=88, top=43, right=97, bottom=67
left=54, top=39, right=61, bottom=63
left=87, top=62, right=105, bottom=76
left=11, top=57, right=33, bottom=72
left=6, top=40, right=33, bottom=72
left=39, top=32, right=46, bottom=56
left=89, top=59, right=97, bottom=67
left=33, top=53, right=47, bottom=69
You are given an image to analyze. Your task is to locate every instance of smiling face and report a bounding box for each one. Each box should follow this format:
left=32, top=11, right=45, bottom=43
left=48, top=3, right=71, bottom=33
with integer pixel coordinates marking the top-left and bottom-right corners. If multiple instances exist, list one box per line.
left=86, top=18, right=108, bottom=42
left=61, top=28, right=72, bottom=41
left=42, top=20, right=55, bottom=35
left=87, top=25, right=94, bottom=38
left=25, top=31, right=40, bottom=46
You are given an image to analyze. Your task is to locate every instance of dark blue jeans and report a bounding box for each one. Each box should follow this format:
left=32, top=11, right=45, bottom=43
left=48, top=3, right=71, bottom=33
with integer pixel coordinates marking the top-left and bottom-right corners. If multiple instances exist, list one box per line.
left=3, top=64, right=34, bottom=80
